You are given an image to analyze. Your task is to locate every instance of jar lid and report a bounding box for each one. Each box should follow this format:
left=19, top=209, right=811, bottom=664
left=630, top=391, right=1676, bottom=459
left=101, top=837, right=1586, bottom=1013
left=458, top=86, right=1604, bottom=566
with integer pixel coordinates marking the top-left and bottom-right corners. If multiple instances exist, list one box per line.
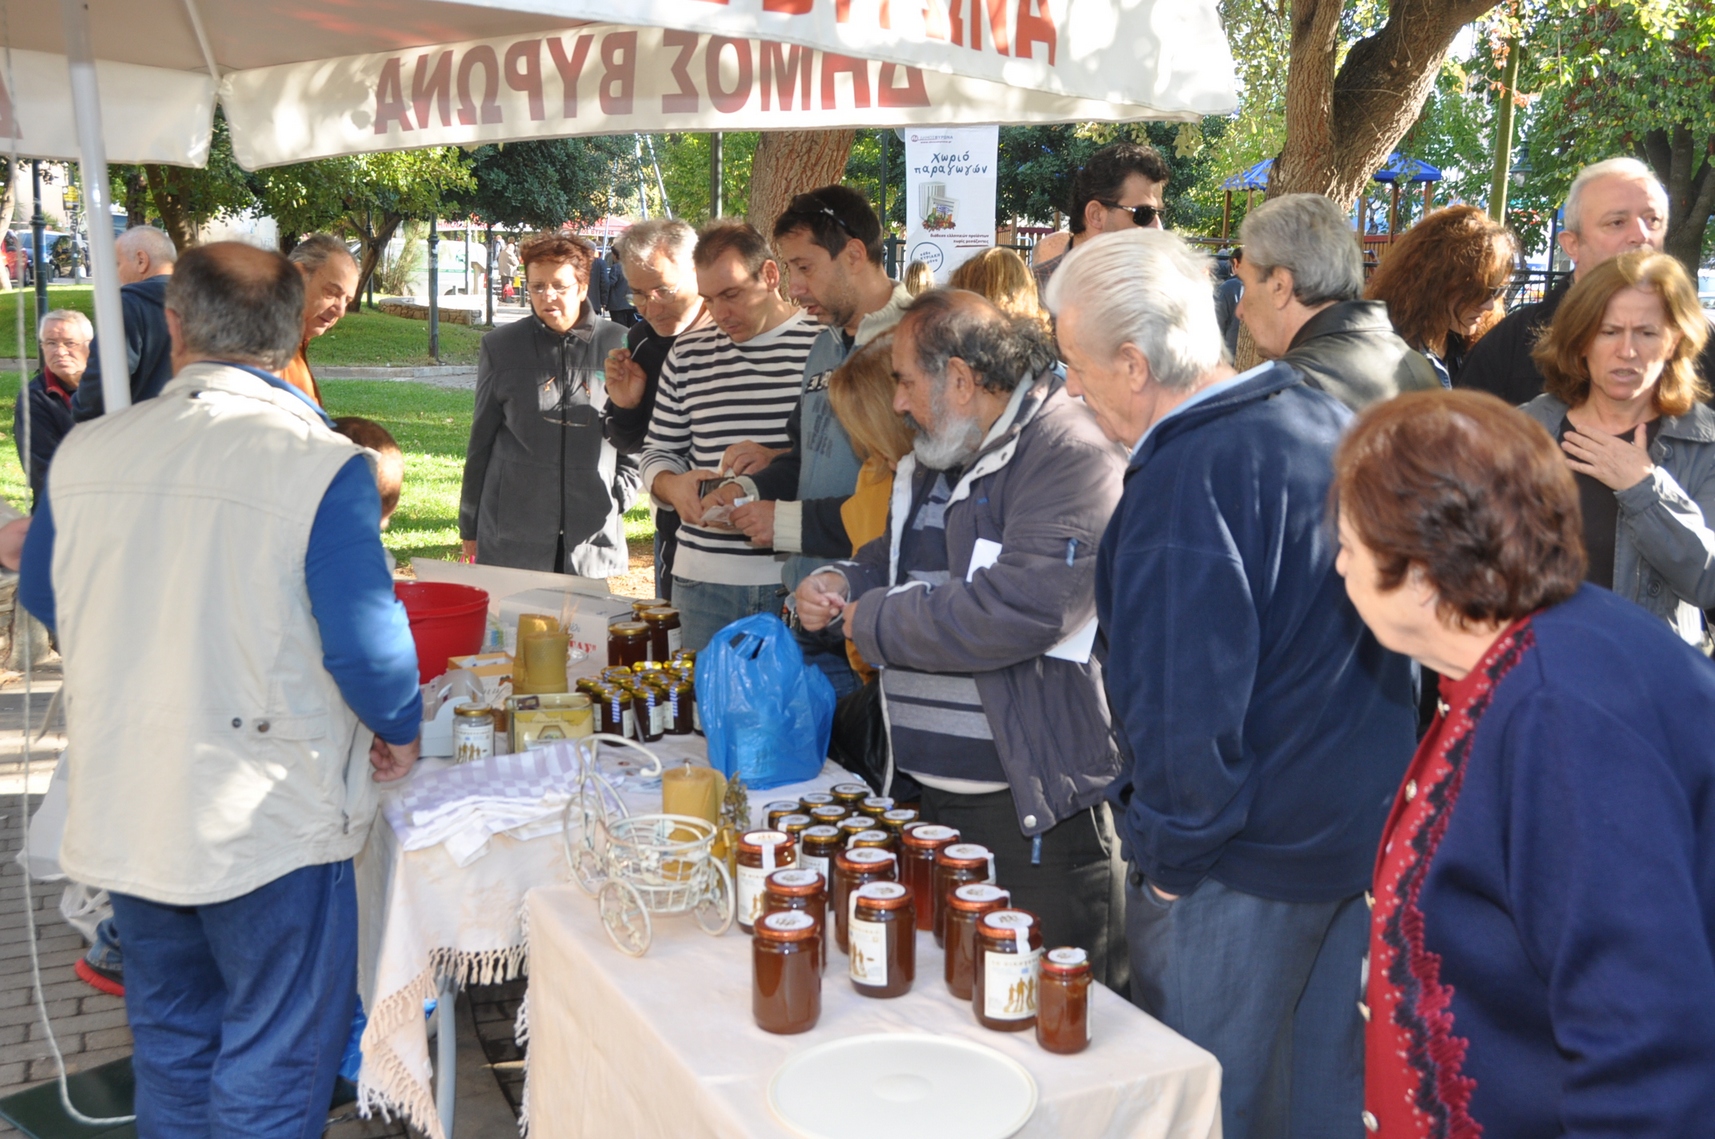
left=938, top=842, right=993, bottom=867
left=847, top=829, right=892, bottom=848
left=902, top=824, right=961, bottom=849
left=799, top=793, right=836, bottom=806
left=631, top=660, right=664, bottom=672
left=640, top=607, right=679, bottom=620
left=739, top=830, right=791, bottom=853
left=837, top=816, right=875, bottom=833
left=671, top=648, right=697, bottom=661
left=631, top=597, right=670, bottom=611
left=778, top=814, right=813, bottom=832
left=609, top=621, right=649, bottom=635
left=830, top=783, right=870, bottom=800
left=754, top=910, right=818, bottom=941
left=1043, top=946, right=1091, bottom=974
left=766, top=868, right=825, bottom=894
left=881, top=809, right=919, bottom=823
left=978, top=909, right=1039, bottom=954
left=860, top=796, right=894, bottom=811
left=948, top=883, right=1011, bottom=911
left=852, top=881, right=911, bottom=909
left=763, top=801, right=801, bottom=814
left=801, top=825, right=842, bottom=840
left=836, top=847, right=897, bottom=869
left=810, top=806, right=849, bottom=821
left=454, top=703, right=492, bottom=718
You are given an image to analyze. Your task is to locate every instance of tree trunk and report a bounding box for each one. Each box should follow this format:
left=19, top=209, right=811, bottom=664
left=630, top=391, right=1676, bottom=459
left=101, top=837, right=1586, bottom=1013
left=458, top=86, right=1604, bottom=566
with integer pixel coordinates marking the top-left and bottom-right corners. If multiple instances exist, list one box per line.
left=746, top=130, right=858, bottom=236
left=1640, top=126, right=1715, bottom=275
left=353, top=211, right=404, bottom=307
left=143, top=165, right=197, bottom=251
left=122, top=169, right=151, bottom=228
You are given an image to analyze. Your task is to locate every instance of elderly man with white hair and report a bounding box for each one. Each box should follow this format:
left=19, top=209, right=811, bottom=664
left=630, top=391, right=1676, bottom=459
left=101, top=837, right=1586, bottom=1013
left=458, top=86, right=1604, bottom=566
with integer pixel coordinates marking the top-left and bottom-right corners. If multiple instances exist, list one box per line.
left=72, top=224, right=178, bottom=420
left=1047, top=229, right=1416, bottom=1139
left=1461, top=155, right=1715, bottom=404
left=16, top=309, right=91, bottom=506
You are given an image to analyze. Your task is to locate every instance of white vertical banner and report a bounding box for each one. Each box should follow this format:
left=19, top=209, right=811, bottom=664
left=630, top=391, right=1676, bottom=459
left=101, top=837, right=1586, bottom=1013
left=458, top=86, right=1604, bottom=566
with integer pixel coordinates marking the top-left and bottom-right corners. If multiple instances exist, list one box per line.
left=904, top=126, right=999, bottom=284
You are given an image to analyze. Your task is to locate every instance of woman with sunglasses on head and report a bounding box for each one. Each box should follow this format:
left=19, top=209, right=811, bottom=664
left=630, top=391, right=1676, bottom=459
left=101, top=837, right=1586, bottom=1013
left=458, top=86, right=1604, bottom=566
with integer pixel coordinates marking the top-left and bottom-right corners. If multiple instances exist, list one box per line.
left=1366, top=205, right=1519, bottom=388
left=459, top=231, right=635, bottom=574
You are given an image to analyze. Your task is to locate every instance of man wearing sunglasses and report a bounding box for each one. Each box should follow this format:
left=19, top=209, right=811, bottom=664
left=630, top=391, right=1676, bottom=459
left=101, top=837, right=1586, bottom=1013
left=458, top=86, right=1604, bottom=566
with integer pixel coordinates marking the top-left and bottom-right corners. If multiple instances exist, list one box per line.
left=1031, top=142, right=1171, bottom=302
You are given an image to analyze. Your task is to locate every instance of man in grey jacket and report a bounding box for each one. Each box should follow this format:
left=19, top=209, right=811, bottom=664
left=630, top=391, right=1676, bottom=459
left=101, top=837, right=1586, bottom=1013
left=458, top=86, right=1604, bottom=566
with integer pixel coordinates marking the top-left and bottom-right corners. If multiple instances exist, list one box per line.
left=795, top=290, right=1129, bottom=986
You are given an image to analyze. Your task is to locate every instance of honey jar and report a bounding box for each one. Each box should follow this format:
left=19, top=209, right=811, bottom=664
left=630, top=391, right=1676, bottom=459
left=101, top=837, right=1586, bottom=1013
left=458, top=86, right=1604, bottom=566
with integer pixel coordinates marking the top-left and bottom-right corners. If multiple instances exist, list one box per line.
left=798, top=792, right=838, bottom=813
left=943, top=883, right=1010, bottom=1000
left=829, top=783, right=871, bottom=808
left=855, top=796, right=894, bottom=820
left=837, top=816, right=878, bottom=845
left=932, top=843, right=995, bottom=947
left=607, top=621, right=650, bottom=668
left=848, top=882, right=915, bottom=999
left=899, top=824, right=961, bottom=931
left=735, top=830, right=796, bottom=934
left=797, top=826, right=843, bottom=886
left=973, top=909, right=1043, bottom=1032
left=665, top=677, right=696, bottom=735
left=831, top=846, right=897, bottom=955
left=1037, top=947, right=1093, bottom=1054
left=630, top=597, right=671, bottom=618
left=452, top=703, right=495, bottom=763
left=600, top=666, right=638, bottom=685
left=752, top=911, right=821, bottom=1035
left=808, top=805, right=849, bottom=827
left=878, top=808, right=920, bottom=841
left=847, top=829, right=895, bottom=855
left=639, top=606, right=683, bottom=662
left=591, top=684, right=632, bottom=738
left=763, top=801, right=803, bottom=831
left=670, top=648, right=698, bottom=667
left=778, top=814, right=813, bottom=841
left=763, top=868, right=827, bottom=972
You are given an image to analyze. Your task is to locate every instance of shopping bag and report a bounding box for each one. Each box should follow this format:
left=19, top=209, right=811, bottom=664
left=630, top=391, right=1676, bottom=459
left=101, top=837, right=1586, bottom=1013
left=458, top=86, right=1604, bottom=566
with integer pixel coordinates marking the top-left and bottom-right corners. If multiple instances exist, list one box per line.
left=696, top=613, right=834, bottom=790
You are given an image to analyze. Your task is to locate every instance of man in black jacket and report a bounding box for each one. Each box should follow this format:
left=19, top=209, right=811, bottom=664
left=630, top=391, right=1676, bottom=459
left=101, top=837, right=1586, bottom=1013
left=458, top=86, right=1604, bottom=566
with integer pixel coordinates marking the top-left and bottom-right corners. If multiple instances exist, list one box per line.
left=71, top=226, right=176, bottom=420
left=1235, top=194, right=1439, bottom=410
left=15, top=310, right=89, bottom=507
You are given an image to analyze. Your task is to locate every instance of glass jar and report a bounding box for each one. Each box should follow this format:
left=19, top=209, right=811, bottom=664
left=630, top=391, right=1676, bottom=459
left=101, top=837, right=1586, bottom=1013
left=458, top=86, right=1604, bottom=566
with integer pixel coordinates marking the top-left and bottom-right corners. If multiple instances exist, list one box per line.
left=607, top=621, right=651, bottom=668
left=630, top=660, right=667, bottom=681
left=808, top=805, right=849, bottom=828
left=933, top=843, right=995, bottom=947
left=665, top=678, right=696, bottom=735
left=735, top=830, right=796, bottom=934
left=631, top=597, right=671, bottom=619
left=778, top=814, right=813, bottom=842
left=639, top=606, right=683, bottom=662
left=592, top=684, right=633, bottom=738
left=671, top=648, right=698, bottom=667
left=798, top=792, right=838, bottom=813
left=849, top=882, right=915, bottom=999
left=899, top=824, right=961, bottom=932
left=632, top=683, right=667, bottom=743
left=943, top=884, right=1011, bottom=1000
left=752, top=911, right=820, bottom=1035
left=575, top=676, right=606, bottom=698
left=879, top=808, right=920, bottom=842
left=1037, top=947, right=1093, bottom=1054
left=452, top=703, right=495, bottom=763
left=856, top=796, right=894, bottom=820
left=600, top=666, right=638, bottom=686
left=847, top=828, right=896, bottom=856
left=829, top=782, right=871, bottom=808
left=837, top=816, right=878, bottom=845
left=973, top=909, right=1043, bottom=1032
left=831, top=847, right=897, bottom=955
left=763, top=868, right=827, bottom=973
left=797, top=826, right=843, bottom=887
left=763, top=802, right=803, bottom=831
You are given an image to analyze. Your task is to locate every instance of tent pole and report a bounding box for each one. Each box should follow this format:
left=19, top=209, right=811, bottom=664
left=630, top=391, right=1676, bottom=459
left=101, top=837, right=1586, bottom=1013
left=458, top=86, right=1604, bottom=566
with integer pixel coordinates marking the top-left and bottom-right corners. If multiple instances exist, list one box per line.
left=427, top=223, right=440, bottom=362
left=1221, top=191, right=1231, bottom=242
left=60, top=0, right=129, bottom=414
left=31, top=161, right=48, bottom=328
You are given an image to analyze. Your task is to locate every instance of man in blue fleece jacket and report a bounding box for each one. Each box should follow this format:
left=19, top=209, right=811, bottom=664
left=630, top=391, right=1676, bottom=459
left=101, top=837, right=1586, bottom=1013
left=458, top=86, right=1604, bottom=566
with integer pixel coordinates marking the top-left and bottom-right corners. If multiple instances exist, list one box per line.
left=1046, top=229, right=1416, bottom=1139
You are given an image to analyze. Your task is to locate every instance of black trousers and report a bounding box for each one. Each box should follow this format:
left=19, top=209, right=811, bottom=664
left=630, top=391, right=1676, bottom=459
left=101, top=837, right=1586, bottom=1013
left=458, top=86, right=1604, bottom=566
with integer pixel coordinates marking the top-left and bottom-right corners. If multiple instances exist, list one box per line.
left=916, top=787, right=1129, bottom=993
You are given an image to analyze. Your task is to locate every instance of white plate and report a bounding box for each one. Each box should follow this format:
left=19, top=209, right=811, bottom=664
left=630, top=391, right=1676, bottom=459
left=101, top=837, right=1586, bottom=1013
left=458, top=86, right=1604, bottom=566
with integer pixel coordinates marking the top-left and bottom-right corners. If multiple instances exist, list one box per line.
left=768, top=1033, right=1038, bottom=1139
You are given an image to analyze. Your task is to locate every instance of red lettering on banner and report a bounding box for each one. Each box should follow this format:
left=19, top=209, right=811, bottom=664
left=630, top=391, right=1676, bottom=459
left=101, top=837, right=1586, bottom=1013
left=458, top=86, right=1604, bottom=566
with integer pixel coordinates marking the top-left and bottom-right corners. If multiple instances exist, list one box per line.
left=662, top=31, right=701, bottom=112
left=877, top=63, right=930, bottom=107
left=599, top=32, right=638, bottom=116
left=1014, top=0, right=1055, bottom=62
left=951, top=0, right=969, bottom=47
left=762, top=0, right=813, bottom=12
left=760, top=42, right=813, bottom=110
left=412, top=51, right=454, bottom=128
left=707, top=38, right=755, bottom=114
left=457, top=45, right=503, bottom=124
left=820, top=54, right=870, bottom=108
left=504, top=40, right=546, bottom=120
left=374, top=58, right=414, bottom=134
left=984, top=0, right=1010, bottom=54
left=921, top=0, right=951, bottom=41
left=546, top=34, right=595, bottom=117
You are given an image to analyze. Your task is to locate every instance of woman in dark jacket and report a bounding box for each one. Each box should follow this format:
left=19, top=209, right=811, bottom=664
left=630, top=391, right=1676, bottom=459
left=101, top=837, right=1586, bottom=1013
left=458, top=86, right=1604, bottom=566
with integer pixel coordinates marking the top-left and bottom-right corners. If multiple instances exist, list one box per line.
left=1333, top=389, right=1715, bottom=1138
left=459, top=232, right=634, bottom=575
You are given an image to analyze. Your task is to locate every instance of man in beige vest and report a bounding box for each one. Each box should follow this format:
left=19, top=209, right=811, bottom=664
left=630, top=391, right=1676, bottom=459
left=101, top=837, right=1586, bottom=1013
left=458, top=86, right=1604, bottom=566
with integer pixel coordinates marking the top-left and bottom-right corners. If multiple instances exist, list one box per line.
left=18, top=242, right=422, bottom=1137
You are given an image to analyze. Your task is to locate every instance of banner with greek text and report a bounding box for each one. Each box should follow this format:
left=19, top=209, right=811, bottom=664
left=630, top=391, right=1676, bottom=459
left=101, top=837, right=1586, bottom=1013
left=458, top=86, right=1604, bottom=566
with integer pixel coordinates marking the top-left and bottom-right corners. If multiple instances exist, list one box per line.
left=904, top=126, right=998, bottom=284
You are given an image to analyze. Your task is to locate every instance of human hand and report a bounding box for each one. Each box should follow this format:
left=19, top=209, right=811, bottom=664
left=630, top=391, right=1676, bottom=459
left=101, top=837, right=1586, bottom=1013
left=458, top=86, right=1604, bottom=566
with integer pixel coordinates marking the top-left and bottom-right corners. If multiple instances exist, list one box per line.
left=731, top=499, right=776, bottom=547
left=1561, top=422, right=1654, bottom=492
left=702, top=482, right=746, bottom=510
left=654, top=469, right=723, bottom=526
left=0, top=517, right=30, bottom=571
left=795, top=571, right=848, bottom=632
left=840, top=595, right=859, bottom=640
left=720, top=440, right=784, bottom=477
left=370, top=735, right=422, bottom=783
left=461, top=539, right=477, bottom=564
left=605, top=348, right=647, bottom=408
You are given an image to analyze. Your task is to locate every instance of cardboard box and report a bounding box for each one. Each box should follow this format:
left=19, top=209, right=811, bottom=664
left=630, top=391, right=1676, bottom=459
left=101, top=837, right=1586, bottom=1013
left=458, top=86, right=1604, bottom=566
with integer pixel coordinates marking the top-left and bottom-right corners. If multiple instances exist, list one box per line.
left=495, top=588, right=635, bottom=681
left=447, top=652, right=514, bottom=702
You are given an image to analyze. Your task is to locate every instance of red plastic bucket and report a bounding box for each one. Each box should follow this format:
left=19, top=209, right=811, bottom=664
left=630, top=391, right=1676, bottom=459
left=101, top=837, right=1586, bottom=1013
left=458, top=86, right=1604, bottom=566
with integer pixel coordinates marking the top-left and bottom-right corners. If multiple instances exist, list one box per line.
left=395, top=582, right=490, bottom=683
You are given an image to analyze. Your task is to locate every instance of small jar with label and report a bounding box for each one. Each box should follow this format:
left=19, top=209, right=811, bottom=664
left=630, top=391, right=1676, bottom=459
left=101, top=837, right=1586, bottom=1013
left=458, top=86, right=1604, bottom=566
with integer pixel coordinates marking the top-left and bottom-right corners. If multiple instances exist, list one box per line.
left=797, top=826, right=843, bottom=888
left=837, top=816, right=879, bottom=845
left=847, top=828, right=896, bottom=857
left=856, top=796, right=894, bottom=820
left=600, top=666, right=638, bottom=686
left=575, top=676, right=607, bottom=698
left=592, top=684, right=632, bottom=738
left=670, top=648, right=698, bottom=667
left=630, top=660, right=667, bottom=681
left=777, top=814, right=813, bottom=842
left=933, top=843, right=995, bottom=947
left=763, top=868, right=827, bottom=972
left=752, top=910, right=821, bottom=1035
left=798, top=792, right=838, bottom=813
left=633, top=683, right=670, bottom=743
left=900, top=824, right=961, bottom=931
left=808, top=804, right=849, bottom=828
left=829, top=782, right=871, bottom=808
left=1037, top=947, right=1093, bottom=1054
left=943, top=883, right=1011, bottom=1000
left=878, top=808, right=920, bottom=841
left=763, top=801, right=803, bottom=831
left=848, top=882, right=915, bottom=999
left=973, top=909, right=1043, bottom=1032
left=608, top=621, right=651, bottom=668
left=452, top=703, right=495, bottom=763
left=639, top=606, right=683, bottom=662
left=831, top=847, right=897, bottom=955
left=630, top=597, right=671, bottom=619
left=735, top=830, right=797, bottom=934
left=665, top=678, right=696, bottom=735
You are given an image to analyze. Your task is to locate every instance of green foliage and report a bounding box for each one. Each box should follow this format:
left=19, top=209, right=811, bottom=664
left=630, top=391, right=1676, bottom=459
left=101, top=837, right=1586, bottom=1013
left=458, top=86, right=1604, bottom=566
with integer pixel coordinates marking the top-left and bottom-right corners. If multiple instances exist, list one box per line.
left=844, top=130, right=908, bottom=232
left=253, top=149, right=474, bottom=244
left=448, top=138, right=634, bottom=231
left=655, top=132, right=759, bottom=223
left=377, top=221, right=427, bottom=295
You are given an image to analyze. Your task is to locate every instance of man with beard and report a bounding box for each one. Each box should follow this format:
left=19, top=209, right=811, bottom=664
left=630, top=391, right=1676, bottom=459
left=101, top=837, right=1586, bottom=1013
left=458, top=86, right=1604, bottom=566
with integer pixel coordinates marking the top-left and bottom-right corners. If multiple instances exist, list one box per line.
left=794, top=289, right=1130, bottom=985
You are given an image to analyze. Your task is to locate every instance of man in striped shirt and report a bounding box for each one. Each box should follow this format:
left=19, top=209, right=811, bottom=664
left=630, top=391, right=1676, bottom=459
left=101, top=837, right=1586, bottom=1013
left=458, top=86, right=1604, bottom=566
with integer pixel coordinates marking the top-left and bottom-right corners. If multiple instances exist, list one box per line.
left=639, top=222, right=821, bottom=650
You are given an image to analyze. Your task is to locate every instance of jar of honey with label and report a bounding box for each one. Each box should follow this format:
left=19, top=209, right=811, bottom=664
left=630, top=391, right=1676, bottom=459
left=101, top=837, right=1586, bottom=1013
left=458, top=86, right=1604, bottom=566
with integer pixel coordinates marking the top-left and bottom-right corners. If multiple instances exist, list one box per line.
left=899, top=825, right=961, bottom=932
left=837, top=816, right=878, bottom=846
left=808, top=805, right=849, bottom=828
left=846, top=828, right=896, bottom=857
left=735, top=831, right=796, bottom=934
left=777, top=814, right=813, bottom=842
left=848, top=882, right=915, bottom=999
left=878, top=808, right=920, bottom=841
left=798, top=792, right=838, bottom=813
left=1037, top=947, right=1093, bottom=1054
left=763, top=868, right=828, bottom=972
left=752, top=911, right=820, bottom=1035
left=763, top=802, right=803, bottom=831
left=639, top=606, right=683, bottom=662
left=943, top=883, right=1011, bottom=1000
left=607, top=621, right=650, bottom=668
left=973, top=909, right=1043, bottom=1032
left=932, top=843, right=995, bottom=947
left=831, top=847, right=897, bottom=955
left=797, top=826, right=842, bottom=888
left=856, top=796, right=894, bottom=820
left=829, top=782, right=871, bottom=808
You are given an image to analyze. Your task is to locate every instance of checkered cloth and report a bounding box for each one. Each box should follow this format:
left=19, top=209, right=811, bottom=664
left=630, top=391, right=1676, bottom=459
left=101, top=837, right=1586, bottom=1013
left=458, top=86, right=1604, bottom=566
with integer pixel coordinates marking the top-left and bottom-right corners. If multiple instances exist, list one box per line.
left=382, top=743, right=590, bottom=866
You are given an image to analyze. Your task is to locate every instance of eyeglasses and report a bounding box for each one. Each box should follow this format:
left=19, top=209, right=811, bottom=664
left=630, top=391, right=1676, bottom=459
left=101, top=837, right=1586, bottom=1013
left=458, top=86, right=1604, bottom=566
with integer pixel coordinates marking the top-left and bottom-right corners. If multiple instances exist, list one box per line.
left=793, top=193, right=856, bottom=236
left=528, top=281, right=581, bottom=297
left=637, top=282, right=688, bottom=302
left=1099, top=201, right=1166, bottom=228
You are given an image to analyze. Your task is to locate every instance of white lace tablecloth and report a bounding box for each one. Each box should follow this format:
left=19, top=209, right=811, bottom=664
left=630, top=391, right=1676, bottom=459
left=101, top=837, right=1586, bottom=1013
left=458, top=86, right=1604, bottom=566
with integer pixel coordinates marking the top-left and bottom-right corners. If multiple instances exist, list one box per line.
left=353, top=737, right=839, bottom=1139
left=519, top=884, right=1223, bottom=1138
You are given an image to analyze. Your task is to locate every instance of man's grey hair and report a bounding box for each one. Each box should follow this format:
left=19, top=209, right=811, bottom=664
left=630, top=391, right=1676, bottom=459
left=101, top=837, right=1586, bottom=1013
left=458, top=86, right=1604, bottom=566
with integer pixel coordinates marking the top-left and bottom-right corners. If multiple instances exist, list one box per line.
left=902, top=289, right=1055, bottom=395
left=38, top=309, right=92, bottom=341
left=287, top=232, right=356, bottom=273
left=165, top=243, right=304, bottom=370
left=1044, top=229, right=1225, bottom=391
left=615, top=219, right=697, bottom=269
left=1238, top=193, right=1363, bottom=307
left=115, top=225, right=177, bottom=268
left=1563, top=157, right=1667, bottom=234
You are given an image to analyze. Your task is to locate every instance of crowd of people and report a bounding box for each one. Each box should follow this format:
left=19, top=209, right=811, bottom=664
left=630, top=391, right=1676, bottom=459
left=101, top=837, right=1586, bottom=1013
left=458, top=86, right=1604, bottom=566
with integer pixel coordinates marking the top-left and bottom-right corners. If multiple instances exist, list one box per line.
left=9, top=138, right=1715, bottom=1138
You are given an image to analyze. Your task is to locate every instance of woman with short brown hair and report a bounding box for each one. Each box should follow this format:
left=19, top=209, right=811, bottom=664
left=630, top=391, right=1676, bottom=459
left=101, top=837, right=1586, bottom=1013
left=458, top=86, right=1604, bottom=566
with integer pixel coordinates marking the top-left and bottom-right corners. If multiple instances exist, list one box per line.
left=1332, top=388, right=1715, bottom=1138
left=1522, top=249, right=1714, bottom=644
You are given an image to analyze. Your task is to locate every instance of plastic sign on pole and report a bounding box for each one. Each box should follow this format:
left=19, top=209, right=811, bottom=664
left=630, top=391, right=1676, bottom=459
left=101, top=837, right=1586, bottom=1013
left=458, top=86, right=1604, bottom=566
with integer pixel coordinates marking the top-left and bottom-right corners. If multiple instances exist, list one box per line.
left=904, top=126, right=998, bottom=284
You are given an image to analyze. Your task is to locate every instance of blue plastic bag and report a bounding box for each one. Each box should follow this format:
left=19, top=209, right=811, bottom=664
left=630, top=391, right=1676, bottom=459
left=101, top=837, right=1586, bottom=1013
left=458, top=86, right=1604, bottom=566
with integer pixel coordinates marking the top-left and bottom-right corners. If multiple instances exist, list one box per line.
left=696, top=613, right=835, bottom=790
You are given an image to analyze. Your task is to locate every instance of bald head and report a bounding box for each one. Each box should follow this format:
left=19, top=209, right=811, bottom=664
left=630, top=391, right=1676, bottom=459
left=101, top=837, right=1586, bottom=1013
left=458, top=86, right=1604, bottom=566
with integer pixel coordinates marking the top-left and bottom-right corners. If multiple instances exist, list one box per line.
left=164, top=242, right=305, bottom=373
left=115, top=226, right=177, bottom=286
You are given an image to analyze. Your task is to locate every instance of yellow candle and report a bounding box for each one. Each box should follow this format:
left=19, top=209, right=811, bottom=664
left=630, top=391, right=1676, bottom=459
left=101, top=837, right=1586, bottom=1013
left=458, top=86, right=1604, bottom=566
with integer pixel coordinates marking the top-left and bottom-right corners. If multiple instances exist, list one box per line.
left=661, top=763, right=724, bottom=825
left=517, top=630, right=569, bottom=695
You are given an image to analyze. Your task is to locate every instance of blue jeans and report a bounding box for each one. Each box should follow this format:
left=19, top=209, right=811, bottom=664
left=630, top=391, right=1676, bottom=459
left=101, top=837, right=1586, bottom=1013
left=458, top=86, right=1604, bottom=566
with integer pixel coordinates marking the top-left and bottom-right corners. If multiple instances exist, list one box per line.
left=797, top=636, right=859, bottom=700
left=1125, top=872, right=1367, bottom=1139
left=111, top=860, right=359, bottom=1139
left=672, top=576, right=779, bottom=653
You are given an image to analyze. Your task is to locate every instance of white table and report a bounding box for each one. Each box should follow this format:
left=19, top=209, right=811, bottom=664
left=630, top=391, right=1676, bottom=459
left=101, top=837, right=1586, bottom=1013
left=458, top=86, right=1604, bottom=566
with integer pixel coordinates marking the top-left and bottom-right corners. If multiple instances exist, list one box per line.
left=353, top=737, right=840, bottom=1139
left=520, top=883, right=1223, bottom=1138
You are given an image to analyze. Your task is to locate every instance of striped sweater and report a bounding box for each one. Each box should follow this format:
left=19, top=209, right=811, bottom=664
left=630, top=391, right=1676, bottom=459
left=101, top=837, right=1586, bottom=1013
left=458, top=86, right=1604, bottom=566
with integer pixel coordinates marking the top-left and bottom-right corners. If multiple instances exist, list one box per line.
left=639, top=312, right=819, bottom=585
